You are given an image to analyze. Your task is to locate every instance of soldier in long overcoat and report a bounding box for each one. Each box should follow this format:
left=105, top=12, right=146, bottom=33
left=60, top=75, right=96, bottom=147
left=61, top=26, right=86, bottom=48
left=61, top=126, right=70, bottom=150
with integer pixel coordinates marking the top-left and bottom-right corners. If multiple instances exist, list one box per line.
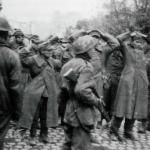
left=138, top=35, right=150, bottom=133
left=18, top=45, right=59, bottom=144
left=110, top=31, right=149, bottom=140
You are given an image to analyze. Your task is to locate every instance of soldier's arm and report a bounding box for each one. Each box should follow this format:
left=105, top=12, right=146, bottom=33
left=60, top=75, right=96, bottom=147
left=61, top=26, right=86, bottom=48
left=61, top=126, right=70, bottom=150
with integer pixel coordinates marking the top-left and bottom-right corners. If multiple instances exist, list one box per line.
left=116, top=31, right=132, bottom=57
left=100, top=32, right=120, bottom=51
left=116, top=31, right=131, bottom=43
left=74, top=66, right=99, bottom=106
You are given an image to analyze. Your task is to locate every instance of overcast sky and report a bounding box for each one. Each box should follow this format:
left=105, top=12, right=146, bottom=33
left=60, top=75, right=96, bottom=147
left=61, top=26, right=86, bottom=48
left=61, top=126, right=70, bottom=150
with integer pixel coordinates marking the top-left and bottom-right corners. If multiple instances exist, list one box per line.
left=1, top=0, right=107, bottom=38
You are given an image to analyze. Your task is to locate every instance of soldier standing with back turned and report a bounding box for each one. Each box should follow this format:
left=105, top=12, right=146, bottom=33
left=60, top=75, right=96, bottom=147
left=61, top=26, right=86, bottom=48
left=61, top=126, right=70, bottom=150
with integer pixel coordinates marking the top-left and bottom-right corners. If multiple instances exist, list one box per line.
left=60, top=35, right=103, bottom=150
left=0, top=17, right=21, bottom=150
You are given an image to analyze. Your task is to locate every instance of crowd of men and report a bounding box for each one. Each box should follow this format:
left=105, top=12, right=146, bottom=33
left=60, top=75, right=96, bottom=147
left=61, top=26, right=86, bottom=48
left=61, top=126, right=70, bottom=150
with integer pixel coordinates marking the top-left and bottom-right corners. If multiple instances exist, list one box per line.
left=0, top=16, right=150, bottom=150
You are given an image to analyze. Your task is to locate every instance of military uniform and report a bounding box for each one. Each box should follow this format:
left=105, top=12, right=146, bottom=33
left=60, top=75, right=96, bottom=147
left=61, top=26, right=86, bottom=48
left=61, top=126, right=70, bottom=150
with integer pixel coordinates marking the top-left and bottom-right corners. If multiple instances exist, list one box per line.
left=138, top=44, right=150, bottom=132
left=89, top=31, right=121, bottom=117
left=10, top=30, right=31, bottom=117
left=60, top=36, right=100, bottom=150
left=146, top=59, right=150, bottom=130
left=0, top=17, right=21, bottom=150
left=9, top=30, right=25, bottom=52
left=111, top=32, right=148, bottom=140
left=19, top=52, right=59, bottom=142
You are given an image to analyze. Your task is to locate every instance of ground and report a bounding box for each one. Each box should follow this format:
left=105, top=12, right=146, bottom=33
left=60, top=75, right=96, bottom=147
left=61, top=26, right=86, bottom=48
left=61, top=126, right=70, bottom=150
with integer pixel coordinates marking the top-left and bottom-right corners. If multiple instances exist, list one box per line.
left=4, top=121, right=150, bottom=150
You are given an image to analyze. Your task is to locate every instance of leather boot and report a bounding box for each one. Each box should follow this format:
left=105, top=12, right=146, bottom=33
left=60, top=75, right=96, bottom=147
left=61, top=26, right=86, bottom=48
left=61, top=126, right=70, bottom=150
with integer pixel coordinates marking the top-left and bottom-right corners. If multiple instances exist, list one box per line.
left=30, top=127, right=37, bottom=138
left=138, top=121, right=146, bottom=134
left=110, top=116, right=123, bottom=141
left=39, top=128, right=49, bottom=143
left=96, top=121, right=102, bottom=129
left=124, top=131, right=137, bottom=141
left=29, top=137, right=36, bottom=146
left=124, top=118, right=136, bottom=140
left=147, top=121, right=150, bottom=131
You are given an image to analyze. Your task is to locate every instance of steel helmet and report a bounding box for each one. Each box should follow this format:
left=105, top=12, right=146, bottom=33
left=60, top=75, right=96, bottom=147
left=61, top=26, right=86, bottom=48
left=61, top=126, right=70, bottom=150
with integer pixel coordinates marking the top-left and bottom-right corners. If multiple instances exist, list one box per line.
left=0, top=17, right=11, bottom=32
left=69, top=29, right=87, bottom=42
left=73, top=35, right=97, bottom=55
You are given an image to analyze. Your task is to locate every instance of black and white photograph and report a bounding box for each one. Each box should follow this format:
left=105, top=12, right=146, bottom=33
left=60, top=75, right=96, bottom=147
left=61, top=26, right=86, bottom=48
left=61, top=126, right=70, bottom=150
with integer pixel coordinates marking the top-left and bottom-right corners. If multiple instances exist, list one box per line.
left=0, top=0, right=150, bottom=149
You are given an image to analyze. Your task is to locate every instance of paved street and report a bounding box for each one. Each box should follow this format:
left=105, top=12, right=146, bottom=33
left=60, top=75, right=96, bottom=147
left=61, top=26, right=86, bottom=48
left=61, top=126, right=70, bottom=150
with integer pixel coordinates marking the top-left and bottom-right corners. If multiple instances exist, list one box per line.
left=4, top=121, right=150, bottom=150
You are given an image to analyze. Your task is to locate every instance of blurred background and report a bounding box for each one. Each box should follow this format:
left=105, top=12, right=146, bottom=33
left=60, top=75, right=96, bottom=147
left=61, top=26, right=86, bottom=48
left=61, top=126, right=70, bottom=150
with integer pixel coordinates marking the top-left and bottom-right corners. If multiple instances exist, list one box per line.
left=1, top=0, right=150, bottom=39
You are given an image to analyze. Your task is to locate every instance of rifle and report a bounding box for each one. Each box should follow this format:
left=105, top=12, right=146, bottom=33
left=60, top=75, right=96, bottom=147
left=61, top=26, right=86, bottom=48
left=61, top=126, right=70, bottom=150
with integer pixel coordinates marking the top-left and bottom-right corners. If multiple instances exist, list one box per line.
left=92, top=88, right=123, bottom=142
left=92, top=88, right=110, bottom=122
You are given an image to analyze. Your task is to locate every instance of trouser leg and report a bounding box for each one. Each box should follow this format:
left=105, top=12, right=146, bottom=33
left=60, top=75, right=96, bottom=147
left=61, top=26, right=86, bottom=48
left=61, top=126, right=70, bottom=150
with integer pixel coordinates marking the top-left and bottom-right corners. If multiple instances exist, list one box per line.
left=103, top=81, right=111, bottom=117
left=110, top=116, right=123, bottom=133
left=110, top=116, right=123, bottom=141
left=58, top=101, right=67, bottom=125
left=124, top=118, right=135, bottom=133
left=39, top=97, right=48, bottom=137
left=147, top=90, right=150, bottom=130
left=61, top=124, right=73, bottom=150
left=138, top=119, right=147, bottom=133
left=30, top=101, right=41, bottom=137
left=124, top=118, right=136, bottom=140
left=103, top=78, right=119, bottom=119
left=147, top=111, right=150, bottom=131
left=110, top=79, right=119, bottom=117
left=0, top=116, right=11, bottom=150
left=72, top=127, right=92, bottom=150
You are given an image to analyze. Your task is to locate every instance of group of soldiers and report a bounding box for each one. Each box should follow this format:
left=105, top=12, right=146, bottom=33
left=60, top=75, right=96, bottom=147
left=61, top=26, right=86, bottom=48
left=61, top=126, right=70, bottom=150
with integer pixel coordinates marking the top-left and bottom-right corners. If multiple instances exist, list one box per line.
left=0, top=16, right=150, bottom=150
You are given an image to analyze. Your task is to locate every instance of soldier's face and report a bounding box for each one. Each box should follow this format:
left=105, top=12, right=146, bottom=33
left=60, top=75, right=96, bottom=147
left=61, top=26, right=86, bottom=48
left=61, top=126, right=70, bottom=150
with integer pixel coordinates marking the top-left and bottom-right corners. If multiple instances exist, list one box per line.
left=16, top=35, right=24, bottom=44
left=42, top=50, right=51, bottom=58
left=132, top=38, right=146, bottom=50
left=61, top=43, right=68, bottom=48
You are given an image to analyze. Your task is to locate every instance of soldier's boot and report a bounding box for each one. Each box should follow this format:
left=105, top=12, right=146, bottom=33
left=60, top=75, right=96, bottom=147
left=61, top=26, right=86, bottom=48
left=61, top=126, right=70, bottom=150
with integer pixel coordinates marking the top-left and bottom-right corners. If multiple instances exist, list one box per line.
left=147, top=122, right=150, bottom=131
left=124, top=131, right=136, bottom=141
left=39, top=128, right=49, bottom=143
left=124, top=118, right=137, bottom=141
left=138, top=120, right=147, bottom=134
left=96, top=121, right=102, bottom=129
left=60, top=117, right=65, bottom=126
left=110, top=116, right=123, bottom=141
left=30, top=127, right=37, bottom=138
left=147, top=115, right=150, bottom=131
left=90, top=132, right=102, bottom=144
left=29, top=137, right=36, bottom=146
left=29, top=128, right=37, bottom=146
left=0, top=140, right=4, bottom=150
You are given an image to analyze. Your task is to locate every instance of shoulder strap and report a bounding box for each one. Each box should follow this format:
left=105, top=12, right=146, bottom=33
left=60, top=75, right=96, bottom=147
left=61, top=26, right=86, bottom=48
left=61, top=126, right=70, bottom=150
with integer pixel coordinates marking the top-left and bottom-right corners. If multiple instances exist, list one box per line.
left=44, top=58, right=54, bottom=69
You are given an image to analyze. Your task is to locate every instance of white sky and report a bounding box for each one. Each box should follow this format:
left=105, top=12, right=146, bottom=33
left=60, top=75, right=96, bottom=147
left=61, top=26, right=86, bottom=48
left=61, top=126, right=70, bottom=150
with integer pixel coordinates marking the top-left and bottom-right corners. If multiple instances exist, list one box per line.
left=1, top=0, right=107, bottom=38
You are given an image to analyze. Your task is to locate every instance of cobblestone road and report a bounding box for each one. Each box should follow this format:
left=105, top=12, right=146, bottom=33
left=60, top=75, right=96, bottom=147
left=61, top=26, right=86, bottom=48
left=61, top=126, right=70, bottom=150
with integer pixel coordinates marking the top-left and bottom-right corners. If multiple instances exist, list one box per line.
left=4, top=121, right=150, bottom=150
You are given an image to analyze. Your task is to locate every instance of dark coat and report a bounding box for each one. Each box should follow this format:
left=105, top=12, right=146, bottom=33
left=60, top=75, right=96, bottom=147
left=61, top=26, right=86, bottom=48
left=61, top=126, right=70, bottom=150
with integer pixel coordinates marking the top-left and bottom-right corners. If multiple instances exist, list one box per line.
left=0, top=40, right=21, bottom=122
left=19, top=55, right=59, bottom=129
left=60, top=58, right=98, bottom=128
left=101, top=33, right=123, bottom=78
left=94, top=34, right=122, bottom=113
